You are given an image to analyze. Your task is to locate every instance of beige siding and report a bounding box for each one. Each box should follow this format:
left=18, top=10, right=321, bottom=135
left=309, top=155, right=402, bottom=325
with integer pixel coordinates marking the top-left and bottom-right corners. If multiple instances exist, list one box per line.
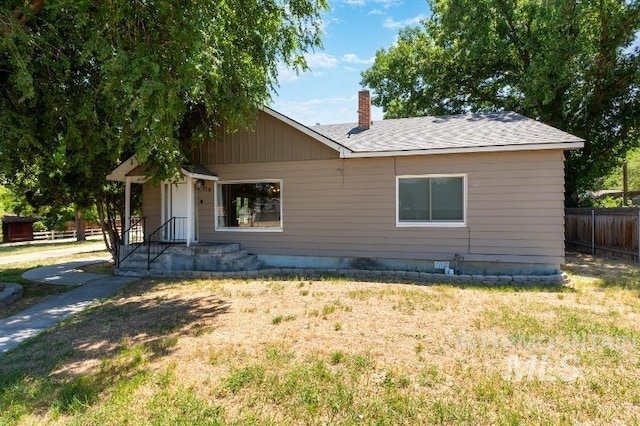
left=193, top=110, right=339, bottom=165
left=192, top=150, right=566, bottom=265
left=142, top=184, right=161, bottom=238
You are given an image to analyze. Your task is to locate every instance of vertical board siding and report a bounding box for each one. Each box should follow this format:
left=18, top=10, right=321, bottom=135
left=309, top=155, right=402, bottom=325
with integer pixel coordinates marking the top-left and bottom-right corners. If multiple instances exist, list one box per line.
left=565, top=208, right=640, bottom=261
left=191, top=150, right=566, bottom=265
left=194, top=110, right=339, bottom=165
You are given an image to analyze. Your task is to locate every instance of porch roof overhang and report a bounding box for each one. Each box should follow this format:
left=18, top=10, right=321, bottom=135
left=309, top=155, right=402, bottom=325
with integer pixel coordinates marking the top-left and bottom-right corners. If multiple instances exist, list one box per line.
left=181, top=165, right=218, bottom=181
left=106, top=157, right=147, bottom=183
left=107, top=156, right=218, bottom=183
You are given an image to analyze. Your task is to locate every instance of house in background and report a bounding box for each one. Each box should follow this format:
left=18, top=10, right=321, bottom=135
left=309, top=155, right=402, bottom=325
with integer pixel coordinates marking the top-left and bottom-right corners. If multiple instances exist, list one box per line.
left=108, top=90, right=583, bottom=276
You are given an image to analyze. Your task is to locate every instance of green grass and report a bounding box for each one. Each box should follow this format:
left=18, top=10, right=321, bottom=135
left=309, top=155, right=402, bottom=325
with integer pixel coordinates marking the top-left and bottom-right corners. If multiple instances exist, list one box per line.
left=0, top=239, right=103, bottom=256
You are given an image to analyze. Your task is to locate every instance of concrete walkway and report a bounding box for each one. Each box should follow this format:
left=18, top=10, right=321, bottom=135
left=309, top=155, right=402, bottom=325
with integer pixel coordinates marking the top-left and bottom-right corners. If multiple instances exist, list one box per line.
left=0, top=261, right=138, bottom=355
left=0, top=241, right=108, bottom=265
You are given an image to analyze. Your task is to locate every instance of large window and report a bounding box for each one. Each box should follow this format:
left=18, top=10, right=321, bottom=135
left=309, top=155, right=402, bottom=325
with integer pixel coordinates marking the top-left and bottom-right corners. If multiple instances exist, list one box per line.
left=397, top=174, right=466, bottom=226
left=216, top=180, right=282, bottom=231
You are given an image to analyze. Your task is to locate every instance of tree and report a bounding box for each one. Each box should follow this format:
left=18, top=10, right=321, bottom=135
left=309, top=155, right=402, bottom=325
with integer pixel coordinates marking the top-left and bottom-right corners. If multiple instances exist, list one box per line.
left=362, top=0, right=640, bottom=205
left=599, top=146, right=640, bottom=190
left=1, top=0, right=327, bottom=253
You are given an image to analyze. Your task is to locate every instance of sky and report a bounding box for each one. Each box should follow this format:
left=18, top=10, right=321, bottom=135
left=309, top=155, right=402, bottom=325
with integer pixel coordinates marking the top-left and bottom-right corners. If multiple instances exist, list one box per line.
left=269, top=0, right=432, bottom=126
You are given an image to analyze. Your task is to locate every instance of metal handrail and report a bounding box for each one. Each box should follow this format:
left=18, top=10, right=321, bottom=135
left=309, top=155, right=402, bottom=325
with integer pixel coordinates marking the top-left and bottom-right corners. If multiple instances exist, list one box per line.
left=146, top=217, right=187, bottom=269
left=124, top=216, right=145, bottom=244
left=117, top=217, right=188, bottom=270
left=117, top=217, right=146, bottom=267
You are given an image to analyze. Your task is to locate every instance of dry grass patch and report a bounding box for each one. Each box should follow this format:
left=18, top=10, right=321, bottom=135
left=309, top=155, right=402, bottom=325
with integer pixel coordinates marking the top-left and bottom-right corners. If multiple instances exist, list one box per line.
left=77, top=261, right=114, bottom=275
left=1, top=259, right=640, bottom=424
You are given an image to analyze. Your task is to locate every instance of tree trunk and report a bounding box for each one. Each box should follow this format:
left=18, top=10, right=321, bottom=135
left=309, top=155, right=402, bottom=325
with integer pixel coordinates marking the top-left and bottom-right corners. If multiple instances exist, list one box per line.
left=75, top=208, right=86, bottom=241
left=96, top=194, right=123, bottom=262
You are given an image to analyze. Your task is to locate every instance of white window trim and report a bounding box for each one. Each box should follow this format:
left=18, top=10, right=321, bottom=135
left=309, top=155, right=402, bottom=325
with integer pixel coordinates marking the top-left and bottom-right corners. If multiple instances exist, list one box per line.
left=396, top=173, right=467, bottom=228
left=214, top=179, right=284, bottom=233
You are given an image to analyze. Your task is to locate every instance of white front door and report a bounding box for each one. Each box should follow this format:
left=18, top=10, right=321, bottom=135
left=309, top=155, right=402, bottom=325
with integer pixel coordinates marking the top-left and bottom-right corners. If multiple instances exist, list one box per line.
left=163, top=181, right=197, bottom=241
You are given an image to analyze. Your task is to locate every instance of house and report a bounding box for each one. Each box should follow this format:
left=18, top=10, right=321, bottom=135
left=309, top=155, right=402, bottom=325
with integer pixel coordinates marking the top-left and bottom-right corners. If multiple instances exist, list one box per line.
left=107, top=91, right=584, bottom=276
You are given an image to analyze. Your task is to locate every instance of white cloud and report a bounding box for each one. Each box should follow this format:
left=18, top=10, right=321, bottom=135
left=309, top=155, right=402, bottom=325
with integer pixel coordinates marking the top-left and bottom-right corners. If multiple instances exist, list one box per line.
left=320, top=14, right=341, bottom=32
left=276, top=52, right=339, bottom=84
left=276, top=63, right=300, bottom=83
left=272, top=95, right=384, bottom=126
left=278, top=52, right=371, bottom=83
left=368, top=8, right=384, bottom=15
left=375, top=0, right=402, bottom=7
left=342, top=0, right=401, bottom=7
left=383, top=14, right=426, bottom=29
left=304, top=52, right=339, bottom=70
left=341, top=53, right=375, bottom=64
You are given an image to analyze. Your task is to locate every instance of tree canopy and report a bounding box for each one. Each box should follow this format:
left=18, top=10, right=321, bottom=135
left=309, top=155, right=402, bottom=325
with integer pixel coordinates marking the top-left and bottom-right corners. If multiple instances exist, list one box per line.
left=599, top=146, right=640, bottom=190
left=362, top=0, right=640, bottom=205
left=0, top=0, right=327, bottom=250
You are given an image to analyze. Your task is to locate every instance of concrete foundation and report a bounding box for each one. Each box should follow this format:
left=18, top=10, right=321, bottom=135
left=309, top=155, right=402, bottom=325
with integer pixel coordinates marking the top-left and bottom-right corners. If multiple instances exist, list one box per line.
left=257, top=254, right=561, bottom=276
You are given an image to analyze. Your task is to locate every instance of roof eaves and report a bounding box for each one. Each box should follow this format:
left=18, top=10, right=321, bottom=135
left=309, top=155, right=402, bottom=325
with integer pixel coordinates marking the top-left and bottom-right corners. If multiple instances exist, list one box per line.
left=260, top=106, right=352, bottom=157
left=342, top=141, right=585, bottom=158
left=106, top=155, right=139, bottom=182
left=181, top=165, right=219, bottom=181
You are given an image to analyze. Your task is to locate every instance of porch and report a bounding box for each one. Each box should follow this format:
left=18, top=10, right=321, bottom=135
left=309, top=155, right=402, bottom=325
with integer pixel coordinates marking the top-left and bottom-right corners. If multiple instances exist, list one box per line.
left=116, top=241, right=263, bottom=276
left=106, top=158, right=219, bottom=248
left=112, top=214, right=261, bottom=275
left=107, top=159, right=264, bottom=275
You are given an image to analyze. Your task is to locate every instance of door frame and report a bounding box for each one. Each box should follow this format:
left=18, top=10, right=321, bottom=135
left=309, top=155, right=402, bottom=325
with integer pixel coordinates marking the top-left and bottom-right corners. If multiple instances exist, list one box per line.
left=161, top=180, right=198, bottom=243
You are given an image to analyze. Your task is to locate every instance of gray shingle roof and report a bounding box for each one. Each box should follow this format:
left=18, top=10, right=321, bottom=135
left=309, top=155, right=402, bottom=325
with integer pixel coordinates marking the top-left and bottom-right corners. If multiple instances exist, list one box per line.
left=311, top=111, right=583, bottom=154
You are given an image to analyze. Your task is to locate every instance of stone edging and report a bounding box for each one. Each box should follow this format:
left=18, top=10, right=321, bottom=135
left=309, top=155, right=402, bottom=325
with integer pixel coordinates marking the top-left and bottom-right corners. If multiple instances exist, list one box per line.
left=116, top=268, right=569, bottom=286
left=0, top=283, right=24, bottom=308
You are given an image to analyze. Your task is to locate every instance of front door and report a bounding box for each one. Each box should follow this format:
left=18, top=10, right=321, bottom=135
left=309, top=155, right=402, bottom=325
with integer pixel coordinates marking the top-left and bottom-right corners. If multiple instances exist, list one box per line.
left=163, top=181, right=197, bottom=241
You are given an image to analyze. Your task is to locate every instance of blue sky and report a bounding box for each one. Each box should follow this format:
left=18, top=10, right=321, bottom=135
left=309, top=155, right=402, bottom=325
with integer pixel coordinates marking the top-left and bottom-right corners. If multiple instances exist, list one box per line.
left=270, top=1, right=639, bottom=127
left=270, top=0, right=431, bottom=126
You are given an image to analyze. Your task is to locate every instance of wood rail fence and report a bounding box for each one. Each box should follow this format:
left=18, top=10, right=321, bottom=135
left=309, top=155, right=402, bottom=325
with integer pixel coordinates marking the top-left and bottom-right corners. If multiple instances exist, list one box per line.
left=565, top=208, right=640, bottom=262
left=33, top=228, right=103, bottom=241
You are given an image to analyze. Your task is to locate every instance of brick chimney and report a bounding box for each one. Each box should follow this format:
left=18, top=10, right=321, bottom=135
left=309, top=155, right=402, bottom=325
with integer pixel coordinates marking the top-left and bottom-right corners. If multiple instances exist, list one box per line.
left=358, top=90, right=371, bottom=129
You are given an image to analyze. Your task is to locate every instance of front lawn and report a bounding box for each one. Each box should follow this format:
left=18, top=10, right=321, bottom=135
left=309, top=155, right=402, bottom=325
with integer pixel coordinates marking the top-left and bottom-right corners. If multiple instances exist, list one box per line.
left=0, top=240, right=103, bottom=256
left=1, top=253, right=639, bottom=424
left=0, top=253, right=110, bottom=319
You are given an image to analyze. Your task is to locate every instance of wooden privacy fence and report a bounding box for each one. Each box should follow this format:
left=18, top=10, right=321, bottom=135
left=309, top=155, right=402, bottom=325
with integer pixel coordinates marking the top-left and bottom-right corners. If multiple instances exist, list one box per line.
left=565, top=208, right=640, bottom=262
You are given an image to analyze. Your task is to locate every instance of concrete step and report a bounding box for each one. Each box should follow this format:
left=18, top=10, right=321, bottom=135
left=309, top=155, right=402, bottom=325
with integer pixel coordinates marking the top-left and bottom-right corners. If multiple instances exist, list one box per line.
left=232, top=254, right=263, bottom=271
left=116, top=243, right=261, bottom=274
left=118, top=260, right=147, bottom=270
left=170, top=243, right=241, bottom=255
left=115, top=269, right=150, bottom=278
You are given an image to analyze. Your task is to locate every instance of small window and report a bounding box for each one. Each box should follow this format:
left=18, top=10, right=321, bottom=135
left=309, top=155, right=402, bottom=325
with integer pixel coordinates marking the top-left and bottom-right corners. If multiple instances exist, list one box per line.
left=216, top=181, right=282, bottom=231
left=397, top=174, right=466, bottom=226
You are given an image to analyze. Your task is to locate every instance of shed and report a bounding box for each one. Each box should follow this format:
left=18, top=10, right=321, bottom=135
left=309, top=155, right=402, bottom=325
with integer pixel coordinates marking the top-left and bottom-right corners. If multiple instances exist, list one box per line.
left=2, top=215, right=38, bottom=243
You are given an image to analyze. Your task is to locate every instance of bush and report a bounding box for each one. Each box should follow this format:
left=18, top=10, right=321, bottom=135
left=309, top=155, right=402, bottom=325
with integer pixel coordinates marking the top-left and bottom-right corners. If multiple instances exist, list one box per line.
left=32, top=221, right=47, bottom=232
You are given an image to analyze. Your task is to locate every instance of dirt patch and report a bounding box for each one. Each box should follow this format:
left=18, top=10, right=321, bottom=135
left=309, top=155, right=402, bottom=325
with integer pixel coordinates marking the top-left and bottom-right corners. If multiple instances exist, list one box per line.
left=565, top=251, right=640, bottom=281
